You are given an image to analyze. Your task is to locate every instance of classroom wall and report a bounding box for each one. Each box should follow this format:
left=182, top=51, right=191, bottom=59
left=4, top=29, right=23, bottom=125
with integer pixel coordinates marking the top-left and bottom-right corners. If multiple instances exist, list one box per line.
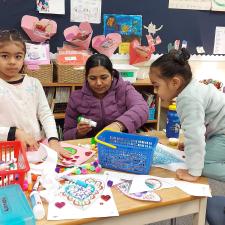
left=1, top=0, right=225, bottom=54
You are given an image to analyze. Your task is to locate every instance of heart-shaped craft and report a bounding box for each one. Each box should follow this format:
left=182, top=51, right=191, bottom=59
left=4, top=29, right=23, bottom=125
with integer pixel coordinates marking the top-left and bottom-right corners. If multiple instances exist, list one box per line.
left=64, top=22, right=93, bottom=50
left=61, top=178, right=104, bottom=208
left=55, top=202, right=65, bottom=208
left=129, top=35, right=155, bottom=65
left=21, top=15, right=57, bottom=42
left=92, top=33, right=122, bottom=58
left=85, top=151, right=92, bottom=157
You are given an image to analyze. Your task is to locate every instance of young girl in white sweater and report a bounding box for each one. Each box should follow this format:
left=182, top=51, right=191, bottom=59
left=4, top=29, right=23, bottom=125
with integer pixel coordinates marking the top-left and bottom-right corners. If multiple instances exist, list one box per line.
left=0, top=29, right=70, bottom=157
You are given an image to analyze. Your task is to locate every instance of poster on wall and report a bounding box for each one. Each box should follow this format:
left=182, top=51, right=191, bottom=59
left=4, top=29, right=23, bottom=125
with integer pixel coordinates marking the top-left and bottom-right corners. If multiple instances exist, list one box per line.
left=168, top=0, right=211, bottom=10
left=211, top=0, right=225, bottom=11
left=36, top=0, right=65, bottom=14
left=213, top=26, right=225, bottom=54
left=103, top=14, right=142, bottom=42
left=70, top=0, right=102, bottom=24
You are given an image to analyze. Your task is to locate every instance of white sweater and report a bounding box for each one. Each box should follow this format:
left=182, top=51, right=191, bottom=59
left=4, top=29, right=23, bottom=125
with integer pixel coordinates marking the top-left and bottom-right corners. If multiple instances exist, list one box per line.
left=177, top=79, right=225, bottom=176
left=0, top=75, right=58, bottom=141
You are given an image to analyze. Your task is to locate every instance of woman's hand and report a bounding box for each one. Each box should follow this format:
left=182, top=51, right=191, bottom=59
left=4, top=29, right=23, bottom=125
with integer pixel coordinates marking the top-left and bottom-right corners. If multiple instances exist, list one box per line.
left=176, top=169, right=199, bottom=182
left=76, top=121, right=92, bottom=138
left=15, top=128, right=39, bottom=150
left=104, top=122, right=124, bottom=132
left=48, top=139, right=72, bottom=158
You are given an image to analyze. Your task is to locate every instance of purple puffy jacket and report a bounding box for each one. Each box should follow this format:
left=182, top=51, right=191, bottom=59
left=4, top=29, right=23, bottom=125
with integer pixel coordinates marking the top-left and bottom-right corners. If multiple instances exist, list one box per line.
left=63, top=77, right=148, bottom=140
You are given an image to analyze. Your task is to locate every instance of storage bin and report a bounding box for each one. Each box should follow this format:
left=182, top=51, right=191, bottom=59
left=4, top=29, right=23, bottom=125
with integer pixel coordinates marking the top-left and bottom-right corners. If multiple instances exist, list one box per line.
left=95, top=130, right=158, bottom=174
left=0, top=184, right=35, bottom=225
left=113, top=64, right=139, bottom=83
left=149, top=107, right=156, bottom=120
left=23, top=63, right=53, bottom=83
left=55, top=62, right=85, bottom=83
left=0, top=141, right=30, bottom=190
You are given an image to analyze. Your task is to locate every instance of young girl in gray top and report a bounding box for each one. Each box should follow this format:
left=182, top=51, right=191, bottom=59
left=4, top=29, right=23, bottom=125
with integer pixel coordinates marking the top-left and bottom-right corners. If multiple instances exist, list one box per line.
left=150, top=48, right=225, bottom=182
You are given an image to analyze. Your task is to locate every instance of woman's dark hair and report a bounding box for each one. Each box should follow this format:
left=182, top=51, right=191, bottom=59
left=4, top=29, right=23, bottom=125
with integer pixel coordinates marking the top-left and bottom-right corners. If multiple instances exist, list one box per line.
left=85, top=54, right=119, bottom=79
left=0, top=29, right=26, bottom=53
left=150, top=48, right=192, bottom=83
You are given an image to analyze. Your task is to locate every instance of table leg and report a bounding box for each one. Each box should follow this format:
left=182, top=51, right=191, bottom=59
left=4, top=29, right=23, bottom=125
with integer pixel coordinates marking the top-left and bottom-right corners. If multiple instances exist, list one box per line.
left=170, top=218, right=176, bottom=225
left=193, top=197, right=207, bottom=225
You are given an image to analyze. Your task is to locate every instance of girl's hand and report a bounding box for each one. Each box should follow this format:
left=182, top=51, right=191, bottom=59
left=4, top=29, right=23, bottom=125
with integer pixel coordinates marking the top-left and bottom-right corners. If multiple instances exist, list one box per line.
left=176, top=169, right=199, bottom=182
left=48, top=139, right=72, bottom=158
left=76, top=121, right=92, bottom=138
left=15, top=128, right=39, bottom=150
left=104, top=122, right=124, bottom=132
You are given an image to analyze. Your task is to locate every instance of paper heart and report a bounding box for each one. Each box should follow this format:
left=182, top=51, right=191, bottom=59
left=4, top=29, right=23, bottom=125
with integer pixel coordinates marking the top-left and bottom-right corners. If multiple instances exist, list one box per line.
left=74, top=156, right=79, bottom=159
left=129, top=35, right=155, bottom=65
left=64, top=22, right=93, bottom=50
left=55, top=202, right=65, bottom=208
left=92, top=33, right=122, bottom=58
left=101, top=195, right=111, bottom=201
left=85, top=151, right=92, bottom=156
left=21, top=15, right=57, bottom=42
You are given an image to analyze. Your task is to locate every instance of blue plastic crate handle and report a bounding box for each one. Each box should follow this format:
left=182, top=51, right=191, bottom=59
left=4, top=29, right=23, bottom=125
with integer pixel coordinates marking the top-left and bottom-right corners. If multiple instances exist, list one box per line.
left=94, top=129, right=117, bottom=149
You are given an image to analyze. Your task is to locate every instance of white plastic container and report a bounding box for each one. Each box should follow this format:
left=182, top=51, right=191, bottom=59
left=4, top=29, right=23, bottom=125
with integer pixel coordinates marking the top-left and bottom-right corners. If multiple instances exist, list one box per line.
left=30, top=191, right=45, bottom=220
left=113, top=64, right=139, bottom=83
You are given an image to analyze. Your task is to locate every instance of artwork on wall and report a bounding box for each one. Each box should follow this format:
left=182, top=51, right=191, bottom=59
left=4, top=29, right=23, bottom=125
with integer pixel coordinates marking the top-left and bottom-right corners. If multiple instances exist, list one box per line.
left=103, top=14, right=142, bottom=42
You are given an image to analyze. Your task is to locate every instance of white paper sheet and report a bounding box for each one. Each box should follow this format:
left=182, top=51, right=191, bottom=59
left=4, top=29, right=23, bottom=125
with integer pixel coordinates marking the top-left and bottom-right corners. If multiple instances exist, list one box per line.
left=29, top=143, right=58, bottom=175
left=152, top=143, right=187, bottom=172
left=104, top=171, right=135, bottom=186
left=169, top=0, right=211, bottom=10
left=213, top=26, right=225, bottom=54
left=70, top=0, right=102, bottom=23
left=47, top=174, right=119, bottom=220
left=37, top=0, right=65, bottom=14
left=162, top=178, right=211, bottom=197
left=212, top=0, right=225, bottom=11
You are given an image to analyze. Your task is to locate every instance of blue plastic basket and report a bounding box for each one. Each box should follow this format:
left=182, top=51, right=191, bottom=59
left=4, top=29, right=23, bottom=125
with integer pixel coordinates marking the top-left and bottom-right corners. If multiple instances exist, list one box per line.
left=95, top=130, right=158, bottom=174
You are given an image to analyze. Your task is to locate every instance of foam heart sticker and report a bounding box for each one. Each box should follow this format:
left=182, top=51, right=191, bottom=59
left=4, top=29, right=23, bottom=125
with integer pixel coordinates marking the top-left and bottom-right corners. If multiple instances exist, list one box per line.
left=129, top=35, right=155, bottom=65
left=92, top=33, right=122, bottom=58
left=64, top=22, right=93, bottom=50
left=101, top=195, right=111, bottom=201
left=85, top=151, right=92, bottom=156
left=21, top=15, right=57, bottom=42
left=55, top=202, right=65, bottom=208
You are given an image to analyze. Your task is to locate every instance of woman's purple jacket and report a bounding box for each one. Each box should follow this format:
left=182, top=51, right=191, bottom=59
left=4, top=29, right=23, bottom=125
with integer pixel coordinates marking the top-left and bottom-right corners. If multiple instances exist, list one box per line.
left=63, top=77, right=149, bottom=140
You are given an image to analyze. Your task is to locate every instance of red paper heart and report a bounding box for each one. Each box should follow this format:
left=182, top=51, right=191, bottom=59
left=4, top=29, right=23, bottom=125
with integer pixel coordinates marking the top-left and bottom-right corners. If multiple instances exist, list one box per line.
left=101, top=195, right=111, bottom=201
left=74, top=156, right=79, bottom=159
left=85, top=151, right=92, bottom=156
left=55, top=202, right=65, bottom=208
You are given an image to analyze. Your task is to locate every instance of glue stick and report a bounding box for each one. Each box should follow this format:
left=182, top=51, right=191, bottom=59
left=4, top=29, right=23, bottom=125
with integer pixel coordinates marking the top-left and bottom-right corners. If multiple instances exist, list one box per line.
left=30, top=191, right=45, bottom=220
left=77, top=116, right=97, bottom=127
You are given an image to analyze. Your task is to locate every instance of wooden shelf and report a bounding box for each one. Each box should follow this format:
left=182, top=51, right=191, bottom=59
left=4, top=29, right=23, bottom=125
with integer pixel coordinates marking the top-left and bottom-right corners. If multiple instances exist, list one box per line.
left=146, top=119, right=157, bottom=123
left=42, top=78, right=153, bottom=87
left=54, top=113, right=65, bottom=119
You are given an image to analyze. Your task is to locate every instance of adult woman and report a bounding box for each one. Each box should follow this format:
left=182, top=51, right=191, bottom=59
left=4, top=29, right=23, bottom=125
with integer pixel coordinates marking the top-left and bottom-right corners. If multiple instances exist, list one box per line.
left=63, top=54, right=148, bottom=140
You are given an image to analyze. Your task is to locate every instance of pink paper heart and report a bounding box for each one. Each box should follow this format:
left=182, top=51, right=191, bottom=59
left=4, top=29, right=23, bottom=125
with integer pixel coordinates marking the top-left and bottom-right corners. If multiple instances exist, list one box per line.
left=64, top=22, right=93, bottom=50
left=92, top=33, right=122, bottom=57
left=21, top=15, right=57, bottom=43
left=55, top=202, right=65, bottom=208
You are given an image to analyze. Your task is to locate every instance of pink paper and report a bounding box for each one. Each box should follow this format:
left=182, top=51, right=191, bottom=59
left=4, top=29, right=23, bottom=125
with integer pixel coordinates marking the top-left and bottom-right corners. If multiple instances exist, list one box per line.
left=64, top=22, right=93, bottom=50
left=92, top=33, right=122, bottom=58
left=21, top=15, right=57, bottom=42
left=59, top=143, right=95, bottom=167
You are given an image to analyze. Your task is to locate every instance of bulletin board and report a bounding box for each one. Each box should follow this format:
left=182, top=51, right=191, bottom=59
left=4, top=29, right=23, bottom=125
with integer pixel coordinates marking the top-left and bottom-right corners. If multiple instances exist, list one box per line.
left=1, top=0, right=225, bottom=54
